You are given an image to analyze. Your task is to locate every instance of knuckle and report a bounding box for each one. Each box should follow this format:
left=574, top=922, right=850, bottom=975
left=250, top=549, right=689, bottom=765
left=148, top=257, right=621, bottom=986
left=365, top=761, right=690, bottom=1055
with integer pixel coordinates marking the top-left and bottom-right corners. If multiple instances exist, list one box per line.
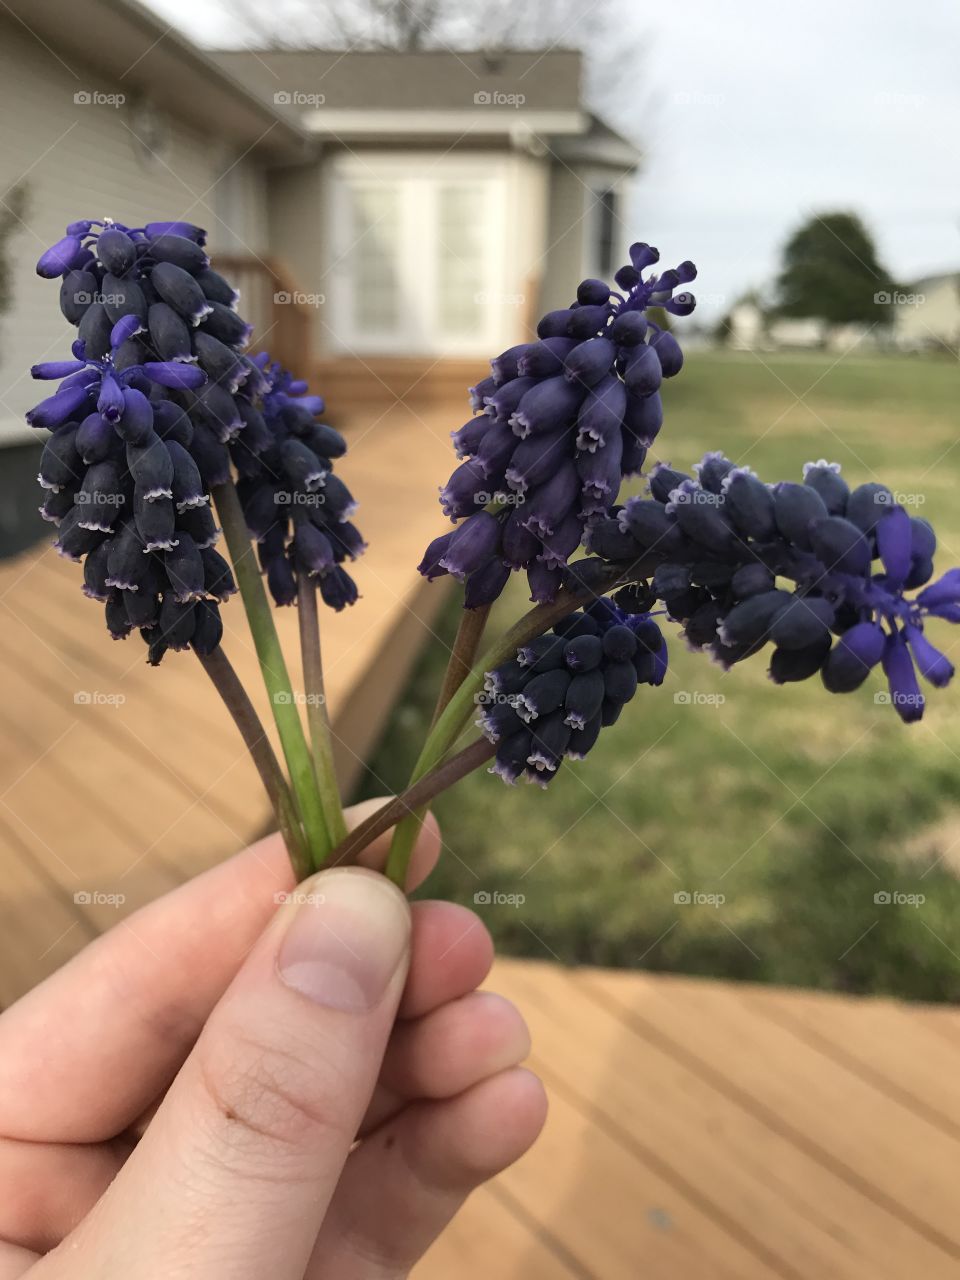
left=195, top=1027, right=354, bottom=1161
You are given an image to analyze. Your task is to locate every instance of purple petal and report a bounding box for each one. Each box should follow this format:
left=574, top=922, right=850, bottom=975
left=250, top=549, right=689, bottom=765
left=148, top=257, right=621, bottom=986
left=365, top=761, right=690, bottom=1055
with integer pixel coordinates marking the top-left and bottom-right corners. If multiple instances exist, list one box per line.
left=876, top=505, right=912, bottom=586
left=905, top=623, right=955, bottom=688
left=881, top=631, right=924, bottom=722
left=111, top=315, right=144, bottom=348
left=25, top=384, right=91, bottom=429
left=143, top=361, right=207, bottom=390
left=918, top=568, right=960, bottom=609
left=30, top=360, right=86, bottom=380
left=36, top=235, right=83, bottom=278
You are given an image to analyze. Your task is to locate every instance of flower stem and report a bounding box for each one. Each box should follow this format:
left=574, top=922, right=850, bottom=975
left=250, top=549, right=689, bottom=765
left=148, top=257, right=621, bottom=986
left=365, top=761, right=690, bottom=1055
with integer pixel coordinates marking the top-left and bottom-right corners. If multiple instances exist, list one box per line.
left=431, top=602, right=491, bottom=728
left=384, top=557, right=658, bottom=887
left=195, top=646, right=311, bottom=880
left=329, top=737, right=495, bottom=869
left=296, top=569, right=348, bottom=848
left=212, top=481, right=332, bottom=869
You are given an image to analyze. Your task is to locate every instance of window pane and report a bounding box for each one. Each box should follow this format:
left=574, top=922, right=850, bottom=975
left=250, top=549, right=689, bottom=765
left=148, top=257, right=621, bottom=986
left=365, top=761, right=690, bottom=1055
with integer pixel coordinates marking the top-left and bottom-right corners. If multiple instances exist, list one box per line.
left=437, top=184, right=485, bottom=336
left=350, top=185, right=401, bottom=331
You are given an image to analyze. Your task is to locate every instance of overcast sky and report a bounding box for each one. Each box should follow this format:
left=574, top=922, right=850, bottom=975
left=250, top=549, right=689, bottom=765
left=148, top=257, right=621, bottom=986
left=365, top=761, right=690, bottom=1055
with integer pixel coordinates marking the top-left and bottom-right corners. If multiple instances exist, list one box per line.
left=146, top=0, right=959, bottom=319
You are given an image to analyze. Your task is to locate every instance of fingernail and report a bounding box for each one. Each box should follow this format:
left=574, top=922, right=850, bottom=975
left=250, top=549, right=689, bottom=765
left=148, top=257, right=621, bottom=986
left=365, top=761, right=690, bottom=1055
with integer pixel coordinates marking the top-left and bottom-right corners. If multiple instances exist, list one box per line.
left=277, top=868, right=410, bottom=1012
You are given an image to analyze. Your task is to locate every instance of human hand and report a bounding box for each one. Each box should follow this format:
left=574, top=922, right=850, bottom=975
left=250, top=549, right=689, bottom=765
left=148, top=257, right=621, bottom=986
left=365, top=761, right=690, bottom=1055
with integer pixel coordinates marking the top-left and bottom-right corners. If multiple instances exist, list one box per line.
left=0, top=804, right=546, bottom=1278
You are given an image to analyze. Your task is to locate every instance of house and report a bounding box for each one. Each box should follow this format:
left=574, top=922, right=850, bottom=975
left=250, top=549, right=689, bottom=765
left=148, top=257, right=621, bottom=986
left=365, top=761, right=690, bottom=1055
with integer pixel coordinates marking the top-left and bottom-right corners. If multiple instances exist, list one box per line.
left=0, top=0, right=641, bottom=437
left=893, top=273, right=960, bottom=353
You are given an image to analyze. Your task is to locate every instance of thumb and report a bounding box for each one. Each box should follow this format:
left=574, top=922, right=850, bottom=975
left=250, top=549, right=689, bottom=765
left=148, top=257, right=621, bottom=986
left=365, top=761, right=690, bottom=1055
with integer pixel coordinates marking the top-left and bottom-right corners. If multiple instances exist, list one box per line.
left=67, top=867, right=411, bottom=1280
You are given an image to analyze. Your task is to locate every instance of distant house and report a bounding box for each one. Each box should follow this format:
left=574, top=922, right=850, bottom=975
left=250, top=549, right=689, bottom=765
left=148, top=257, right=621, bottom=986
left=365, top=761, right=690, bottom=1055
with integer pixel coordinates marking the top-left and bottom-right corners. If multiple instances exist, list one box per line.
left=893, top=273, right=960, bottom=352
left=0, top=0, right=641, bottom=438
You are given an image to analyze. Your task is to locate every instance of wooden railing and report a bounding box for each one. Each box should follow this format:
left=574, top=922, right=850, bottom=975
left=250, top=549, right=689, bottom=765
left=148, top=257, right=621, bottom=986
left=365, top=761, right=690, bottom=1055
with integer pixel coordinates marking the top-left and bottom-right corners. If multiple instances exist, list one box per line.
left=211, top=254, right=313, bottom=376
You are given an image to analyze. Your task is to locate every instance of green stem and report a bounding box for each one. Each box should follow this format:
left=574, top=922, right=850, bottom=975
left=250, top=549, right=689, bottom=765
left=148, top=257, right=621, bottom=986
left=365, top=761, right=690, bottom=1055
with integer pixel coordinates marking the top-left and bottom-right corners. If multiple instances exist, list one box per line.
left=430, top=602, right=492, bottom=729
left=213, top=482, right=332, bottom=869
left=296, top=569, right=348, bottom=848
left=384, top=558, right=656, bottom=886
left=329, top=737, right=496, bottom=870
left=195, top=646, right=311, bottom=880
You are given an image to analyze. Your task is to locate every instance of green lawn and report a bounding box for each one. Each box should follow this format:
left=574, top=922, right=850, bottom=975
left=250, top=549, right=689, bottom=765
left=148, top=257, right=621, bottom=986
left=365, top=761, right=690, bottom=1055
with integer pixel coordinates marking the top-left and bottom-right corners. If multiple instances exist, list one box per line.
left=354, top=351, right=960, bottom=1000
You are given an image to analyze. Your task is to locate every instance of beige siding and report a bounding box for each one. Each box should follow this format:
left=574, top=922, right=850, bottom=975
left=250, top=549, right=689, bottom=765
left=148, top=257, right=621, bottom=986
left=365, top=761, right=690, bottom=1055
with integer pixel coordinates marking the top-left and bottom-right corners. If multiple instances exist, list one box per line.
left=0, top=19, right=268, bottom=436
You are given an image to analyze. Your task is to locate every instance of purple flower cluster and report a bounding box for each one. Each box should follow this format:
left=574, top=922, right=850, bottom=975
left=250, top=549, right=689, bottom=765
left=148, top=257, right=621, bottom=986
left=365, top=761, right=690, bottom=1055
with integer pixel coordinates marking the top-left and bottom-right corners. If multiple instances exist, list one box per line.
left=236, top=358, right=364, bottom=610
left=419, top=242, right=696, bottom=607
left=478, top=597, right=667, bottom=785
left=30, top=218, right=363, bottom=656
left=587, top=453, right=959, bottom=721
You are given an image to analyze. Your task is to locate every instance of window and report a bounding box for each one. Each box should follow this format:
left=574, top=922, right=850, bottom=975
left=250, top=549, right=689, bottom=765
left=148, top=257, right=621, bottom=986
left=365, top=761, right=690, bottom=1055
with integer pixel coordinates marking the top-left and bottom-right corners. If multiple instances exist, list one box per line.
left=594, top=188, right=619, bottom=278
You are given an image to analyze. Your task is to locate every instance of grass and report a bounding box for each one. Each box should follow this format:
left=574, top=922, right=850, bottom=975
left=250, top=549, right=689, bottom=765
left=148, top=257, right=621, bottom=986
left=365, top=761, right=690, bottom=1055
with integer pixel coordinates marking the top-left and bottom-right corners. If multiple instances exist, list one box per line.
left=354, top=350, right=960, bottom=1001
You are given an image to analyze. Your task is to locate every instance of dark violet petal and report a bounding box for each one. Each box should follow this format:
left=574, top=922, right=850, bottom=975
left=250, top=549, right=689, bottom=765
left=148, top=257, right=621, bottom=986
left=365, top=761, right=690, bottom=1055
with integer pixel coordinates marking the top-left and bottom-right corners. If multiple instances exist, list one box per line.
left=26, top=384, right=91, bottom=429
left=881, top=631, right=924, bottom=722
left=143, top=361, right=207, bottom=390
left=876, top=505, right=912, bottom=586
left=111, top=314, right=144, bottom=349
left=31, top=360, right=86, bottom=380
left=37, top=235, right=84, bottom=278
left=821, top=621, right=885, bottom=693
left=905, top=624, right=954, bottom=688
left=918, top=568, right=960, bottom=609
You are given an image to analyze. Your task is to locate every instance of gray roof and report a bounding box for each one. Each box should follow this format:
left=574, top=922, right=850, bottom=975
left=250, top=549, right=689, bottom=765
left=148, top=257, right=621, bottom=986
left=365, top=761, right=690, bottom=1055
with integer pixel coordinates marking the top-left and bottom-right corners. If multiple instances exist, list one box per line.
left=210, top=48, right=640, bottom=162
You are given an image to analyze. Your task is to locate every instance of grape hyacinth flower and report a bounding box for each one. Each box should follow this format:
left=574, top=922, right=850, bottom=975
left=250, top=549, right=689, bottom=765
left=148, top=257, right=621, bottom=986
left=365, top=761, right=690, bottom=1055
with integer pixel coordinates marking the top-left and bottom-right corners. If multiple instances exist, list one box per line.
left=585, top=454, right=959, bottom=722
left=419, top=241, right=696, bottom=607
left=478, top=598, right=667, bottom=785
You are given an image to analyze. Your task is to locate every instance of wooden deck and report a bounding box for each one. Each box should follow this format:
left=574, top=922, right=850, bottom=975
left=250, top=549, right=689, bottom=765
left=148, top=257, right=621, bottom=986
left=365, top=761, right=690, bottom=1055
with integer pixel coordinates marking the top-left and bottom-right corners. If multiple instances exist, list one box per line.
left=2, top=403, right=960, bottom=1277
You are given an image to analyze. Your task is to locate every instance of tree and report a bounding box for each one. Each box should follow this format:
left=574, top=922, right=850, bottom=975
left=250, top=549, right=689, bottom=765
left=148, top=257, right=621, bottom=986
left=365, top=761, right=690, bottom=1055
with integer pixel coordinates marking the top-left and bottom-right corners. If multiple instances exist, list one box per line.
left=774, top=212, right=896, bottom=327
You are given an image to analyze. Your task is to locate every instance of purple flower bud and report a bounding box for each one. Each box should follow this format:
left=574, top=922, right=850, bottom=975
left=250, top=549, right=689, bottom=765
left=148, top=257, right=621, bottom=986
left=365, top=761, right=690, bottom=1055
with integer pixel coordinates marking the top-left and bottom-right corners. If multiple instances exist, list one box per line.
left=537, top=512, right=583, bottom=567
left=773, top=481, right=828, bottom=550
left=617, top=496, right=672, bottom=548
left=97, top=372, right=125, bottom=424
left=484, top=376, right=536, bottom=423
left=148, top=302, right=194, bottom=362
left=563, top=669, right=605, bottom=728
left=476, top=420, right=518, bottom=478
left=803, top=459, right=849, bottom=515
left=127, top=432, right=174, bottom=501
left=38, top=426, right=81, bottom=490
left=468, top=375, right=498, bottom=411
left=318, top=566, right=359, bottom=611
left=105, top=520, right=148, bottom=589
left=177, top=502, right=218, bottom=550
left=512, top=373, right=586, bottom=440
left=292, top=522, right=335, bottom=575
left=281, top=437, right=328, bottom=491
left=564, top=634, right=604, bottom=673
left=82, top=540, right=112, bottom=600
left=78, top=302, right=113, bottom=359
left=101, top=273, right=148, bottom=325
left=514, top=669, right=571, bottom=722
left=564, top=336, right=616, bottom=386
left=451, top=416, right=490, bottom=458
left=31, top=360, right=86, bottom=380
left=719, top=590, right=792, bottom=647
left=603, top=660, right=638, bottom=704
left=905, top=624, right=954, bottom=688
left=518, top=337, right=579, bottom=378
left=164, top=439, right=206, bottom=511
left=845, top=483, right=894, bottom=535
left=609, top=311, right=648, bottom=346
left=440, top=459, right=489, bottom=519
left=440, top=511, right=501, bottom=577
left=196, top=267, right=239, bottom=307
left=821, top=621, right=886, bottom=692
left=810, top=516, right=871, bottom=576
left=537, top=310, right=575, bottom=339
left=577, top=426, right=623, bottom=514
left=464, top=558, right=510, bottom=608
left=491, top=730, right=533, bottom=784
left=527, top=559, right=563, bottom=603
left=191, top=599, right=224, bottom=655
left=505, top=430, right=570, bottom=494
left=188, top=423, right=231, bottom=488
left=576, top=375, right=626, bottom=452
left=164, top=534, right=205, bottom=601
left=60, top=270, right=98, bottom=324
left=201, top=547, right=236, bottom=600
left=151, top=261, right=213, bottom=326
left=37, top=235, right=84, bottom=278
left=490, top=343, right=532, bottom=385
left=26, top=384, right=91, bottom=430
left=722, top=468, right=777, bottom=540
left=648, top=462, right=691, bottom=504
left=731, top=563, right=775, bottom=598
left=117, top=386, right=155, bottom=446
left=76, top=461, right=126, bottom=531
left=97, top=227, right=137, bottom=276
left=769, top=594, right=835, bottom=650
left=769, top=635, right=832, bottom=684
left=501, top=507, right=541, bottom=568
left=520, top=460, right=579, bottom=537
left=418, top=531, right=454, bottom=580
left=134, top=489, right=178, bottom=551
left=194, top=330, right=245, bottom=388
left=148, top=233, right=209, bottom=274
left=157, top=594, right=197, bottom=650
left=882, top=631, right=924, bottom=722
left=567, top=304, right=611, bottom=338
left=143, top=361, right=207, bottom=391
left=876, top=504, right=913, bottom=587
left=917, top=568, right=960, bottom=609
left=622, top=344, right=662, bottom=396
left=526, top=712, right=572, bottom=775
left=649, top=329, right=684, bottom=376
left=145, top=221, right=206, bottom=244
